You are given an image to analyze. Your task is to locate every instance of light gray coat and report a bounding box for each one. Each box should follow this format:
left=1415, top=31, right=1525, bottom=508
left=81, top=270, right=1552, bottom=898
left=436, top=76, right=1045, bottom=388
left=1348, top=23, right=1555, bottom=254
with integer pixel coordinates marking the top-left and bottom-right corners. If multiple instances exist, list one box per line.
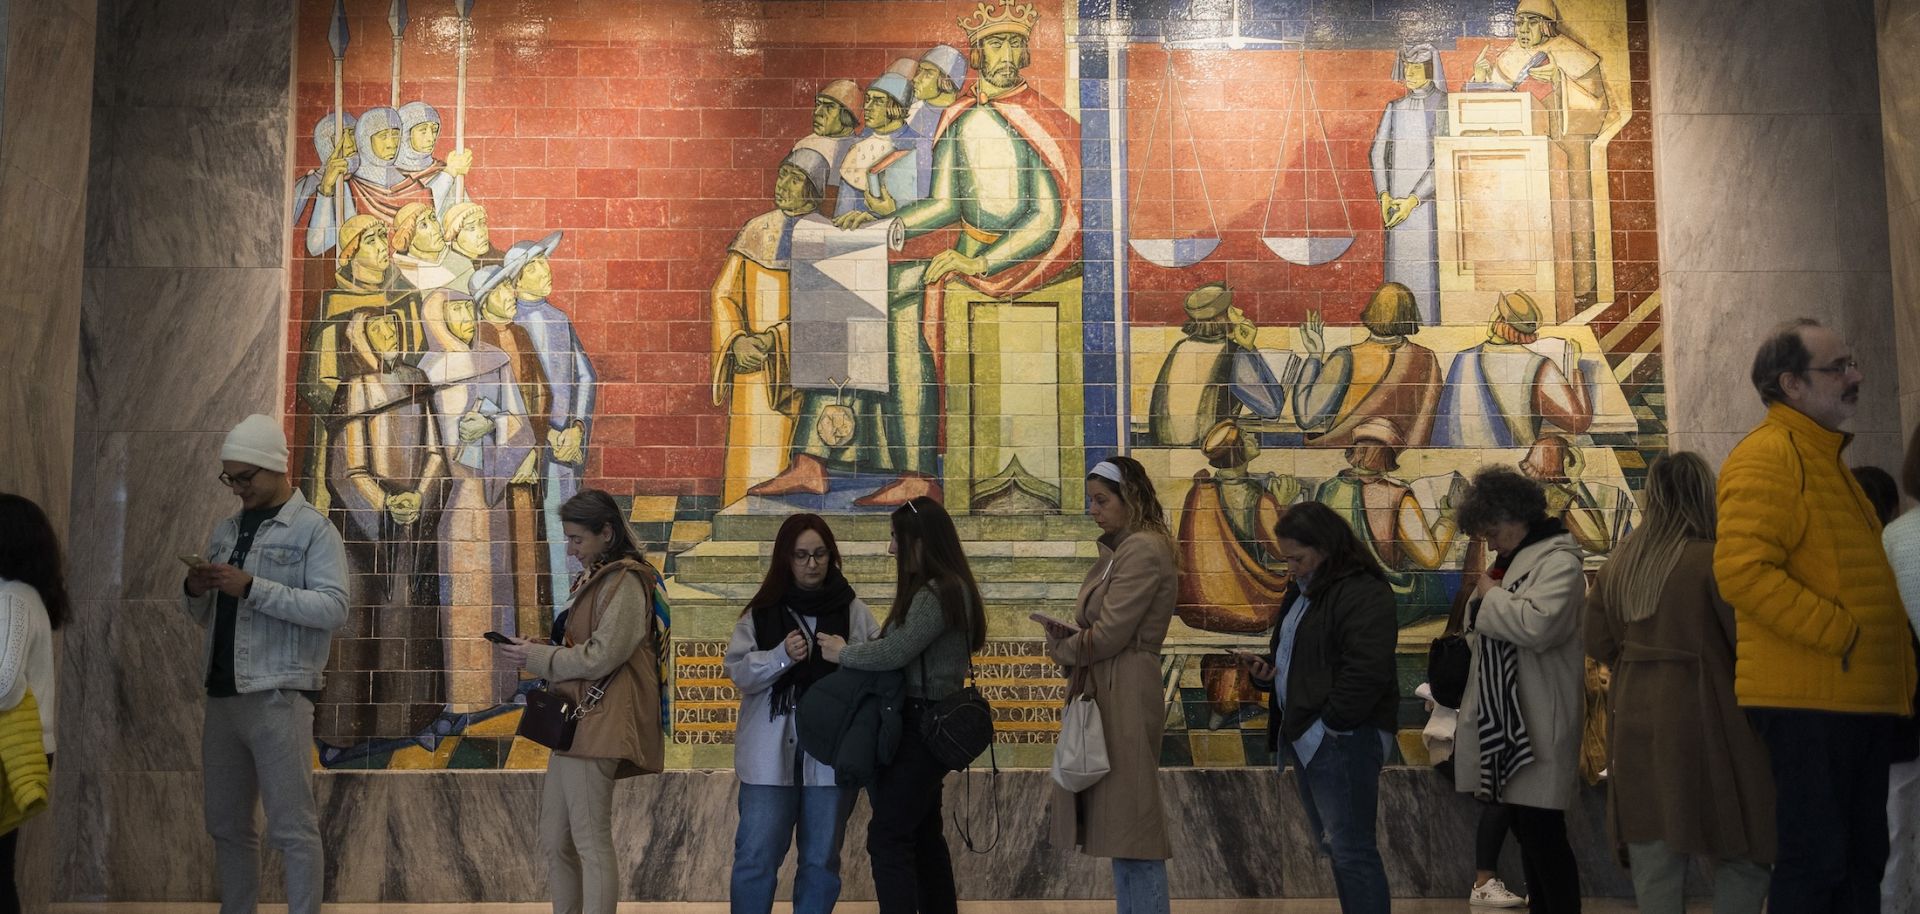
left=1454, top=532, right=1588, bottom=810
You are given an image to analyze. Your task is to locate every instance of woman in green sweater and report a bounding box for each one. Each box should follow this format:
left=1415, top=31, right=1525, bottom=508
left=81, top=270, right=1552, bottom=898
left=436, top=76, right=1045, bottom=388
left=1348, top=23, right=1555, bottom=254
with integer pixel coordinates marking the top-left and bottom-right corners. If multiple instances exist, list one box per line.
left=819, top=496, right=985, bottom=914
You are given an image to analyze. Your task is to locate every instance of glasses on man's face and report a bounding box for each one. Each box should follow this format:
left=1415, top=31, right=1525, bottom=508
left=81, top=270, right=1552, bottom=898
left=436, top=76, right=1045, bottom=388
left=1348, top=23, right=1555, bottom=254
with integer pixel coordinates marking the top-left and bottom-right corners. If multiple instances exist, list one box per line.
left=1808, top=357, right=1860, bottom=375
left=219, top=468, right=263, bottom=489
left=792, top=549, right=831, bottom=567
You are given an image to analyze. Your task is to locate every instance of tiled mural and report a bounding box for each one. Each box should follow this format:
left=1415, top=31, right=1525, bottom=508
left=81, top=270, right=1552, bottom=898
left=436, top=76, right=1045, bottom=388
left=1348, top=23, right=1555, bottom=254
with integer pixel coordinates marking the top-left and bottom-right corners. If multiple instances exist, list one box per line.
left=286, top=0, right=1660, bottom=771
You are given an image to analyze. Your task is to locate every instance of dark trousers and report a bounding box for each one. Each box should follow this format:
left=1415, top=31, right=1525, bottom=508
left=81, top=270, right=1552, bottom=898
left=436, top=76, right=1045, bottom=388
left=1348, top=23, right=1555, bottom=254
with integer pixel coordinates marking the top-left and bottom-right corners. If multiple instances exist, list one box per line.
left=866, top=723, right=957, bottom=914
left=1507, top=804, right=1581, bottom=914
left=0, top=826, right=16, bottom=914
left=1292, top=729, right=1391, bottom=914
left=1478, top=801, right=1515, bottom=872
left=1749, top=708, right=1899, bottom=914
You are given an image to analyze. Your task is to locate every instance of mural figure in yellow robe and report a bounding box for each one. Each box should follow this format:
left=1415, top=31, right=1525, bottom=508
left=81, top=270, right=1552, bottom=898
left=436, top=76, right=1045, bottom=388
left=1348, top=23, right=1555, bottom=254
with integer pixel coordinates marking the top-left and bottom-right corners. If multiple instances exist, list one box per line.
left=710, top=148, right=834, bottom=506
left=1310, top=418, right=1462, bottom=623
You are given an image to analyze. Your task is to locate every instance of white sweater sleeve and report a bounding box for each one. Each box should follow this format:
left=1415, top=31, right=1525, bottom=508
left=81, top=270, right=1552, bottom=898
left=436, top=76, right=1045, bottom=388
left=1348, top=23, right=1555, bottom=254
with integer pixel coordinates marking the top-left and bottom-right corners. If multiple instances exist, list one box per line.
left=1883, top=514, right=1920, bottom=637
left=0, top=590, right=30, bottom=711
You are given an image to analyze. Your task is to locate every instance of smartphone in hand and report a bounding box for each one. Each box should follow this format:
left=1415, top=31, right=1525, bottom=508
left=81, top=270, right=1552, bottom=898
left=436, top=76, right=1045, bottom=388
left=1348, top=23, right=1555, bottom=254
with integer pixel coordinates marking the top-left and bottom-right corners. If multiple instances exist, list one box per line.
left=178, top=553, right=208, bottom=568
left=1029, top=611, right=1080, bottom=632
left=482, top=631, right=515, bottom=645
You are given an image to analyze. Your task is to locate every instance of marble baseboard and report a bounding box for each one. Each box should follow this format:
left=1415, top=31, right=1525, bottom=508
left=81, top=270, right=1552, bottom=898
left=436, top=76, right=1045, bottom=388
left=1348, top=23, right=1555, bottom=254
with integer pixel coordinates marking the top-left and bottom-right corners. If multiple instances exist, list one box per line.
left=59, top=768, right=1641, bottom=904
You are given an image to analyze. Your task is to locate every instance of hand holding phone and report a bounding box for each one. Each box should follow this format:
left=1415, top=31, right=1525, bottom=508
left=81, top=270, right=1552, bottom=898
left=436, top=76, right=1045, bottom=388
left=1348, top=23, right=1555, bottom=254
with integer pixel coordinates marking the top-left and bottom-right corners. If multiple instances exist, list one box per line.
left=482, top=631, right=514, bottom=645
left=1029, top=612, right=1079, bottom=637
left=178, top=553, right=208, bottom=568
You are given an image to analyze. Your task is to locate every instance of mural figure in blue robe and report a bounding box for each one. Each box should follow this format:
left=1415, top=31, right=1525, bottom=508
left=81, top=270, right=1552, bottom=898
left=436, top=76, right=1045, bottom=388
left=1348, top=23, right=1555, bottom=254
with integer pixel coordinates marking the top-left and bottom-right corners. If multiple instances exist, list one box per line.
left=1371, top=44, right=1448, bottom=326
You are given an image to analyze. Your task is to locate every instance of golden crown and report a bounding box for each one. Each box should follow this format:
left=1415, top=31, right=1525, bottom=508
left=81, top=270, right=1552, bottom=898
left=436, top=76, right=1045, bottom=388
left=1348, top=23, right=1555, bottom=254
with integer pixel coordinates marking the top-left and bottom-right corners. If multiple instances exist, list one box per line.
left=958, top=1, right=1039, bottom=43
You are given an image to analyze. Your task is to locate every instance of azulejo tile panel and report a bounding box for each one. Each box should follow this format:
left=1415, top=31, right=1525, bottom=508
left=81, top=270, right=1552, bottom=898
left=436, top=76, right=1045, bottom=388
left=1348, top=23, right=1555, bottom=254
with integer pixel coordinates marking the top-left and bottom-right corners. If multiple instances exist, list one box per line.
left=286, top=0, right=1661, bottom=770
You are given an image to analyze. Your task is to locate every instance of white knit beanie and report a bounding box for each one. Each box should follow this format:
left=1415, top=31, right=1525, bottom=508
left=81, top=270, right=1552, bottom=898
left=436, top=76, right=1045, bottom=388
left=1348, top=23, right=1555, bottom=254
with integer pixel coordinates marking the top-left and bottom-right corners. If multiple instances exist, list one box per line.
left=222, top=414, right=289, bottom=473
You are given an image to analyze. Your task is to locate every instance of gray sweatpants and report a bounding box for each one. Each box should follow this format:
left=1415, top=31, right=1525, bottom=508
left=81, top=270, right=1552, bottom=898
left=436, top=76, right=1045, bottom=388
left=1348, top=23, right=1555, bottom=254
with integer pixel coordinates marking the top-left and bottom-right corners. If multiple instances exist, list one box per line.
left=542, top=754, right=621, bottom=914
left=203, top=689, right=324, bottom=914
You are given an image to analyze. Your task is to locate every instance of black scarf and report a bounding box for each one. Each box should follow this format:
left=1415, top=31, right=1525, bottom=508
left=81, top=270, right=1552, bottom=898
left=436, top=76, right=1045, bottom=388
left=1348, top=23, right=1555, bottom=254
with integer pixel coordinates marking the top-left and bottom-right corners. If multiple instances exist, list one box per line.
left=750, top=567, right=856, bottom=719
left=1491, top=516, right=1568, bottom=574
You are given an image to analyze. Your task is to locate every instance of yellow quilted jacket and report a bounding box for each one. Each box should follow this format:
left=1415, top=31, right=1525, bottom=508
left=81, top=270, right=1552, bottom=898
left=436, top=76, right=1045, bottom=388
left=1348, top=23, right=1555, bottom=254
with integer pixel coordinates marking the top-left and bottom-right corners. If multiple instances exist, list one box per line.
left=0, top=690, right=49, bottom=834
left=1714, top=404, right=1917, bottom=714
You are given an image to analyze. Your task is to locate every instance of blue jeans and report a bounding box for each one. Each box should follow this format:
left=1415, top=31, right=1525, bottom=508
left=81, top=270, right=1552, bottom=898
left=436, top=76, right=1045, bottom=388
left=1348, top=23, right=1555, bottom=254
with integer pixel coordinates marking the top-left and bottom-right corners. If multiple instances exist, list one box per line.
left=731, top=783, right=852, bottom=914
left=1112, top=857, right=1170, bottom=914
left=1291, top=727, right=1391, bottom=914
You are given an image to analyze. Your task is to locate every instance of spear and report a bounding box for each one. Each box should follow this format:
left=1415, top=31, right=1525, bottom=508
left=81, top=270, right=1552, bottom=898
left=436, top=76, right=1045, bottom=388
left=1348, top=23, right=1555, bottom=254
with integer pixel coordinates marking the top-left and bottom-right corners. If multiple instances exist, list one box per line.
left=330, top=0, right=350, bottom=232
left=389, top=0, right=408, bottom=108
left=454, top=0, right=474, bottom=202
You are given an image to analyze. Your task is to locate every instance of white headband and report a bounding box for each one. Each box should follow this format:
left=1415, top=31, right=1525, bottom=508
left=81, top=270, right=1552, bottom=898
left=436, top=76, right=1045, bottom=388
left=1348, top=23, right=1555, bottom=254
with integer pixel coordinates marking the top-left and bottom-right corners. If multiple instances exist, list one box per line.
left=1088, top=461, right=1125, bottom=485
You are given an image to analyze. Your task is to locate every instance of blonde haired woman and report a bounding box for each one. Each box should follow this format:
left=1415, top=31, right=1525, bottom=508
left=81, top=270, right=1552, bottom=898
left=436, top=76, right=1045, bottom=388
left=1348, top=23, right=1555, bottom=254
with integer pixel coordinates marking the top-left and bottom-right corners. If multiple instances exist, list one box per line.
left=1585, top=452, right=1773, bottom=913
left=1040, top=456, right=1179, bottom=914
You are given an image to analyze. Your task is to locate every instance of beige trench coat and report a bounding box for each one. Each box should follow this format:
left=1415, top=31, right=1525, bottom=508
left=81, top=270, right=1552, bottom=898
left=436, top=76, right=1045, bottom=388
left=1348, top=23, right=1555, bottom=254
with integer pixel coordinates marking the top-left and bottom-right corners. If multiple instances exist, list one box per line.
left=1047, top=528, right=1177, bottom=860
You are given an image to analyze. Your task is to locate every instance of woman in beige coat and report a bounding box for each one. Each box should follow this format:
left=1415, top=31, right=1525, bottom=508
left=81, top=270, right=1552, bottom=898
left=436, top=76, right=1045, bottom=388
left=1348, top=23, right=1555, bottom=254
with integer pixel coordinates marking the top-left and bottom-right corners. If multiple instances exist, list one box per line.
left=1585, top=452, right=1773, bottom=913
left=500, top=489, right=665, bottom=914
left=1041, top=456, right=1178, bottom=914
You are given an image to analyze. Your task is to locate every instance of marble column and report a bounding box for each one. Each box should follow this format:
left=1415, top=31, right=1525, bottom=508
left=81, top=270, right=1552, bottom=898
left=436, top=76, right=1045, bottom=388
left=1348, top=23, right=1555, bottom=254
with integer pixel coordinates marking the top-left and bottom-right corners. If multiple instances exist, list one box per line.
left=0, top=0, right=91, bottom=525
left=1655, top=0, right=1903, bottom=471
left=58, top=0, right=293, bottom=903
left=0, top=1, right=95, bottom=911
left=1877, top=0, right=1920, bottom=440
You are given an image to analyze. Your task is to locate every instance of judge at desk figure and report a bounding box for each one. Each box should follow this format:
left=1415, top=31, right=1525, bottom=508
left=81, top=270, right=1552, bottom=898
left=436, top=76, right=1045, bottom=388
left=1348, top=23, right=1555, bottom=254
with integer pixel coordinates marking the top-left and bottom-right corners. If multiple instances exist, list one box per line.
left=1466, top=0, right=1612, bottom=311
left=767, top=0, right=1082, bottom=508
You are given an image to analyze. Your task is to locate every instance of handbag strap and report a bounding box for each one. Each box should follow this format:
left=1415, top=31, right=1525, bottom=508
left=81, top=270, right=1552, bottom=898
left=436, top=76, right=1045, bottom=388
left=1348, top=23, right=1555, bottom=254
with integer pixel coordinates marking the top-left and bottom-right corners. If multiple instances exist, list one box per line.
left=561, top=564, right=637, bottom=718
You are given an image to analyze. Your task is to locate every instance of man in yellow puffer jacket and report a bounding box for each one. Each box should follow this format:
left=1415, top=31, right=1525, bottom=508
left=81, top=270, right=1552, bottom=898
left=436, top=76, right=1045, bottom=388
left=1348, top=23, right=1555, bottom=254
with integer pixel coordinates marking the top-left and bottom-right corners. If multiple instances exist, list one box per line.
left=1715, top=318, right=1915, bottom=913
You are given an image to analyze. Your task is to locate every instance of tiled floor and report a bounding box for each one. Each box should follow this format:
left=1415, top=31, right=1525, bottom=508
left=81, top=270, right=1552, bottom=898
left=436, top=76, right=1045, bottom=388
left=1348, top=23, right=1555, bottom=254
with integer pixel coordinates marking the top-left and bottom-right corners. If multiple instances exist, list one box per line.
left=47, top=901, right=1655, bottom=913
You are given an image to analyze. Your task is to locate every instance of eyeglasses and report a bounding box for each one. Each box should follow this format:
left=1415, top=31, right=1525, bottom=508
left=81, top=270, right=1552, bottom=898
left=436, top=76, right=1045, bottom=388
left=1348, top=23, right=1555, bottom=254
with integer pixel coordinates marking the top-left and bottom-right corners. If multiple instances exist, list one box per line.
left=1808, top=357, right=1859, bottom=375
left=218, top=468, right=264, bottom=488
left=792, top=549, right=831, bottom=566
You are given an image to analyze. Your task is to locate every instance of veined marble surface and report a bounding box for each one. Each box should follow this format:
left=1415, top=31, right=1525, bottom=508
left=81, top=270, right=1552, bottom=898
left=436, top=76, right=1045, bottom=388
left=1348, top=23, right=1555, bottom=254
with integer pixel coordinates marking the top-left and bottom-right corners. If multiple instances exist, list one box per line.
left=63, top=767, right=1645, bottom=904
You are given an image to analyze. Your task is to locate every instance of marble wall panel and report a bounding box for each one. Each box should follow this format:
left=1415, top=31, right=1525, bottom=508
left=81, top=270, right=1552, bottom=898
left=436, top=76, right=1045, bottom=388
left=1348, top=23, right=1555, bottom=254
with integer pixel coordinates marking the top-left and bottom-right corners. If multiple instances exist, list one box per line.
left=63, top=430, right=243, bottom=603
left=84, top=104, right=290, bottom=269
left=1653, top=0, right=1877, bottom=116
left=1653, top=114, right=1845, bottom=274
left=77, top=267, right=288, bottom=433
left=0, top=157, right=85, bottom=517
left=0, top=0, right=94, bottom=188
left=90, top=0, right=290, bottom=109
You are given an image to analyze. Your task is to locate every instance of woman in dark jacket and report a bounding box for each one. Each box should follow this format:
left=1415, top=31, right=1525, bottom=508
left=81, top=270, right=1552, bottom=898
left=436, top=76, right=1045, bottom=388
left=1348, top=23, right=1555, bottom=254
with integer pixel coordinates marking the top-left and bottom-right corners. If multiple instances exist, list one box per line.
left=1237, top=501, right=1399, bottom=914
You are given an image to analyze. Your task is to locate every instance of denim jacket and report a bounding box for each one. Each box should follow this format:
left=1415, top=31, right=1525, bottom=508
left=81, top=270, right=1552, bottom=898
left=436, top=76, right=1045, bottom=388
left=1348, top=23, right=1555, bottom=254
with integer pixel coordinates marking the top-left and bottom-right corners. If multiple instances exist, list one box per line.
left=179, top=489, right=349, bottom=693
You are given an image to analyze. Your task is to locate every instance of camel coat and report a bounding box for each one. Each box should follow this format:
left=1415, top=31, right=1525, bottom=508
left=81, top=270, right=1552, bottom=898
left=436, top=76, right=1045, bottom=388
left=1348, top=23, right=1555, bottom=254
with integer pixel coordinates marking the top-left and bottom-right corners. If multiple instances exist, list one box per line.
left=1585, top=540, right=1776, bottom=864
left=1047, top=528, right=1178, bottom=860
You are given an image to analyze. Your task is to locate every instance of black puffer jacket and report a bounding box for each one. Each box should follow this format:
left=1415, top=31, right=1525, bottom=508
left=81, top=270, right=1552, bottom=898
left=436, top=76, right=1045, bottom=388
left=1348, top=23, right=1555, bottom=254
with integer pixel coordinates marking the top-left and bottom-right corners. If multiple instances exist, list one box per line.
left=1255, top=567, right=1400, bottom=750
left=796, top=666, right=906, bottom=787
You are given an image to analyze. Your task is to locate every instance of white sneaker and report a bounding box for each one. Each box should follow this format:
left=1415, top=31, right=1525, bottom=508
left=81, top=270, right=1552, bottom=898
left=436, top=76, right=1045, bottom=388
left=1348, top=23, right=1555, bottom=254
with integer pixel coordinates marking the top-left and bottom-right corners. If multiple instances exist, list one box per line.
left=1470, top=878, right=1527, bottom=908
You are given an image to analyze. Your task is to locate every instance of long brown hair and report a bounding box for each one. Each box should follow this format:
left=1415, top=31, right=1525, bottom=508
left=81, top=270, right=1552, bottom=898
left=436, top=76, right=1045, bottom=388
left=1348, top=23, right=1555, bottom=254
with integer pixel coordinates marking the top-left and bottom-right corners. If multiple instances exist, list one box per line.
left=1600, top=451, right=1716, bottom=623
left=1089, top=455, right=1172, bottom=538
left=557, top=489, right=650, bottom=569
left=742, top=513, right=843, bottom=616
left=886, top=497, right=986, bottom=651
left=1272, top=500, right=1386, bottom=594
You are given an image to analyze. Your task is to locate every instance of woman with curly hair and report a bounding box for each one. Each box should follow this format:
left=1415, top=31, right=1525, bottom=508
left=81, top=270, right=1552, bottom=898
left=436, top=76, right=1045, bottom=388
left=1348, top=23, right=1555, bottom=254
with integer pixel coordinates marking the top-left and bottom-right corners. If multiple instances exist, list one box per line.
left=1452, top=466, right=1588, bottom=914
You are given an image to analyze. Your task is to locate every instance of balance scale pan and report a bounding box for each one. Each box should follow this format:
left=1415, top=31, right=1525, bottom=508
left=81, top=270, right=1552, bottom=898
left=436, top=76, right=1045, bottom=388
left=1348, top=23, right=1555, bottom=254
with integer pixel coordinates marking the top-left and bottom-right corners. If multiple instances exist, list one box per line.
left=1129, top=237, right=1222, bottom=269
left=1261, top=236, right=1354, bottom=266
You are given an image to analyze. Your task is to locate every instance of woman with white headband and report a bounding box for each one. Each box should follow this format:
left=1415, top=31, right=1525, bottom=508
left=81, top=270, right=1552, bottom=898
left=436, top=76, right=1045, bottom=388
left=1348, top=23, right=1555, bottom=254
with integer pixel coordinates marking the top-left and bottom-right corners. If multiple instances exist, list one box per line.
left=1039, top=457, right=1179, bottom=914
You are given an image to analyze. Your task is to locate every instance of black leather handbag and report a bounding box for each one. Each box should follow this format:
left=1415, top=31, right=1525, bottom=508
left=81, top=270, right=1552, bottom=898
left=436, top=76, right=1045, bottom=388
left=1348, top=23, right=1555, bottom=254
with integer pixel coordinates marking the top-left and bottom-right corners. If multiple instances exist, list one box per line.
left=917, top=629, right=995, bottom=771
left=1426, top=632, right=1471, bottom=711
left=517, top=673, right=616, bottom=751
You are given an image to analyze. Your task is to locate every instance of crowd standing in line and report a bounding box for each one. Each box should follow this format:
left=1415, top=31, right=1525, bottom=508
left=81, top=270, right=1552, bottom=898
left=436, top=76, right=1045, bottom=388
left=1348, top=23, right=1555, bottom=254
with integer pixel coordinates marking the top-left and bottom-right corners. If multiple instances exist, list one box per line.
left=5, top=318, right=1920, bottom=914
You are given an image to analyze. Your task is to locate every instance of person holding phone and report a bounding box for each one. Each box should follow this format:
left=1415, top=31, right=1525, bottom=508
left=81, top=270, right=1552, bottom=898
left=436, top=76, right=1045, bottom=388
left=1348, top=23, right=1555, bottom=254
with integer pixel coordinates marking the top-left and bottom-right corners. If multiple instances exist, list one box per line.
left=180, top=414, right=349, bottom=914
left=0, top=494, right=70, bottom=912
left=724, top=513, right=877, bottom=914
left=1040, top=457, right=1179, bottom=914
left=1234, top=501, right=1399, bottom=914
left=497, top=489, right=665, bottom=914
left=817, top=497, right=984, bottom=914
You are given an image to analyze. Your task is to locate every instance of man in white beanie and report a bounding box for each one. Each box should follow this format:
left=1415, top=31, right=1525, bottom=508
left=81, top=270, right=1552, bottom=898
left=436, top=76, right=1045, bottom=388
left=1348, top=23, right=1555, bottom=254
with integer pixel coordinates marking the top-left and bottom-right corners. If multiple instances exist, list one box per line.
left=181, top=413, right=347, bottom=914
